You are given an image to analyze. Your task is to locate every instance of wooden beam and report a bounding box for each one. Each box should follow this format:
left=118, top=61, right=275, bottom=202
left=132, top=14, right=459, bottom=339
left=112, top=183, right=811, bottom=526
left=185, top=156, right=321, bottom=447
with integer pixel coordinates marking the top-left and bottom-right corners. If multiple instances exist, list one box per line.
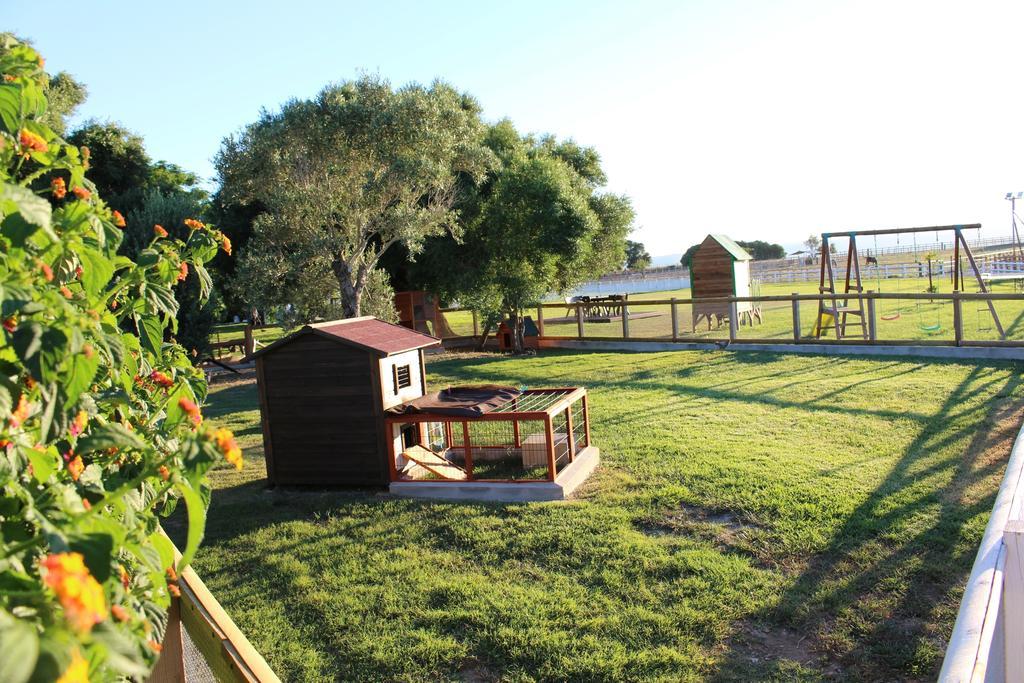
left=545, top=417, right=557, bottom=482
left=670, top=298, right=679, bottom=341
left=791, top=293, right=801, bottom=340
left=823, top=223, right=981, bottom=238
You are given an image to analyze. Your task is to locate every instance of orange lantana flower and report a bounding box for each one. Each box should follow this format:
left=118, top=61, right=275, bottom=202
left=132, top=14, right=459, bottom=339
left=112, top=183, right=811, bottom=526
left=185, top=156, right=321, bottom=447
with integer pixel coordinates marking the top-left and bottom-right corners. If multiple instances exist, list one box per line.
left=40, top=552, right=107, bottom=632
left=178, top=397, right=202, bottom=426
left=154, top=224, right=168, bottom=238
left=60, top=285, right=73, bottom=299
left=9, top=395, right=30, bottom=428
left=51, top=176, right=67, bottom=199
left=112, top=210, right=126, bottom=228
left=72, top=186, right=91, bottom=201
left=213, top=428, right=243, bottom=470
left=39, top=260, right=54, bottom=282
left=19, top=128, right=47, bottom=153
left=69, top=410, right=88, bottom=437
left=220, top=235, right=232, bottom=255
left=177, top=261, right=189, bottom=282
left=158, top=465, right=170, bottom=481
left=67, top=455, right=84, bottom=481
left=183, top=218, right=205, bottom=231
left=150, top=370, right=174, bottom=389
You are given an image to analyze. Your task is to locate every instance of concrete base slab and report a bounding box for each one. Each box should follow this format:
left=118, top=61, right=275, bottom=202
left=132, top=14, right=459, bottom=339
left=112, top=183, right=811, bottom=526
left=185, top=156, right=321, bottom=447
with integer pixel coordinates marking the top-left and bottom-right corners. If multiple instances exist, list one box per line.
left=389, top=447, right=600, bottom=503
left=539, top=339, right=1024, bottom=362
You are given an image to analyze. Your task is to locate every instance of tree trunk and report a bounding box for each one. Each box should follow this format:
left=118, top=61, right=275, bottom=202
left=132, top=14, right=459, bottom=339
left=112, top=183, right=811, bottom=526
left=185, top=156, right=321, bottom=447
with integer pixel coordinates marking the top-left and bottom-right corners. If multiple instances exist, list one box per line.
left=475, top=321, right=493, bottom=352
left=332, top=257, right=361, bottom=318
left=508, top=309, right=525, bottom=354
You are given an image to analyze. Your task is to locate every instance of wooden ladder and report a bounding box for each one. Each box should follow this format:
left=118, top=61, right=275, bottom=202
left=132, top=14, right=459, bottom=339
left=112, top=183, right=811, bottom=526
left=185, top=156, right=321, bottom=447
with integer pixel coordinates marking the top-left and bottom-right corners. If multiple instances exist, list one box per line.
left=815, top=235, right=868, bottom=340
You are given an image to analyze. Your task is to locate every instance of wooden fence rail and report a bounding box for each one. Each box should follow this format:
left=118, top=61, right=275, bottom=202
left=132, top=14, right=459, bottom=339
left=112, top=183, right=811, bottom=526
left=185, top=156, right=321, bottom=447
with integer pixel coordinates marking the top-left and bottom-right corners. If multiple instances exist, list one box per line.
left=149, top=538, right=280, bottom=683
left=439, top=291, right=1024, bottom=350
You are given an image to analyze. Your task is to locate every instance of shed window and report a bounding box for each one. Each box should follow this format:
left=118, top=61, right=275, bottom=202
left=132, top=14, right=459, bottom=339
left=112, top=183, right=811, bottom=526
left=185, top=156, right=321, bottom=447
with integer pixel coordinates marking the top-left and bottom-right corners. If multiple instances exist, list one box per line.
left=393, top=364, right=412, bottom=394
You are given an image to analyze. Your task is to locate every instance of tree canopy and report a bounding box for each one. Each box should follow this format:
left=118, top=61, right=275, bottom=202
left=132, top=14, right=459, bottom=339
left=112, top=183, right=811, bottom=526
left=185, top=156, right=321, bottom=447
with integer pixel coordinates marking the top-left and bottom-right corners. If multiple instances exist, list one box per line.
left=401, top=120, right=634, bottom=351
left=218, top=76, right=495, bottom=320
left=67, top=121, right=204, bottom=214
left=624, top=240, right=652, bottom=270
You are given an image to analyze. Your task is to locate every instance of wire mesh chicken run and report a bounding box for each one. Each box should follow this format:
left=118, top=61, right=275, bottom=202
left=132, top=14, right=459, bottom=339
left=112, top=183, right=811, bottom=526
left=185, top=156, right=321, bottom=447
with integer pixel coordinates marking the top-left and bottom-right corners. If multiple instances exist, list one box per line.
left=385, top=388, right=591, bottom=483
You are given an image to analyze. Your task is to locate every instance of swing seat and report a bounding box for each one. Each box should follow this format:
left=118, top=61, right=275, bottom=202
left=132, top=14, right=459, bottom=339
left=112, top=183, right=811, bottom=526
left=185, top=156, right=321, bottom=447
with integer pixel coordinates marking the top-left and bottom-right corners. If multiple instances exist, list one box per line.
left=880, top=312, right=901, bottom=321
left=920, top=323, right=942, bottom=332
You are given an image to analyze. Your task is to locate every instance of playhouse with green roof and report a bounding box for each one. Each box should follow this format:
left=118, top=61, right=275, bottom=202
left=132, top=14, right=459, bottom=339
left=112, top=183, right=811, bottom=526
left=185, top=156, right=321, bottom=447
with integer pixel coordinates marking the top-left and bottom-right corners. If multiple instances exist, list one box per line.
left=690, top=233, right=763, bottom=329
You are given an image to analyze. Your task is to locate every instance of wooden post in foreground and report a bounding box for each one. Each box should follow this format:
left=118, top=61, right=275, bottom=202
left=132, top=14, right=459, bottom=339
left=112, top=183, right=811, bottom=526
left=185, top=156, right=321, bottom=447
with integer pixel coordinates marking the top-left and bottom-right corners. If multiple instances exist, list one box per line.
left=671, top=298, right=679, bottom=341
left=728, top=300, right=738, bottom=341
left=866, top=291, right=877, bottom=341
left=576, top=304, right=584, bottom=339
left=791, top=293, right=801, bottom=341
left=621, top=302, right=630, bottom=338
left=1004, top=520, right=1024, bottom=681
left=536, top=305, right=545, bottom=338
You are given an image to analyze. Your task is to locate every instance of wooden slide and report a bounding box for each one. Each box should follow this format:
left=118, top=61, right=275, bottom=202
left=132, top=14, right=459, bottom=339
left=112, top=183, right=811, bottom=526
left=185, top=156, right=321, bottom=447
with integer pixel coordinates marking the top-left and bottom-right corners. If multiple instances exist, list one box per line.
left=401, top=445, right=468, bottom=481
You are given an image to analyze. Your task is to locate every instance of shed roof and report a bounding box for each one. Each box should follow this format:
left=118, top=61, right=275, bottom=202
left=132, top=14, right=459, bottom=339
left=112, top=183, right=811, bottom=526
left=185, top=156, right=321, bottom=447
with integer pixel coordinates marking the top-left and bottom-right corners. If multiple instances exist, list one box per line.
left=704, top=234, right=753, bottom=261
left=253, top=317, right=440, bottom=358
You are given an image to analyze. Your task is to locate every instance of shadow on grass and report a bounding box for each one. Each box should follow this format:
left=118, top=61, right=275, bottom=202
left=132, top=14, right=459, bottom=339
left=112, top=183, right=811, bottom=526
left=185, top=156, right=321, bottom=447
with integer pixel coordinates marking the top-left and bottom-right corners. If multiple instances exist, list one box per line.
left=707, top=365, right=1024, bottom=681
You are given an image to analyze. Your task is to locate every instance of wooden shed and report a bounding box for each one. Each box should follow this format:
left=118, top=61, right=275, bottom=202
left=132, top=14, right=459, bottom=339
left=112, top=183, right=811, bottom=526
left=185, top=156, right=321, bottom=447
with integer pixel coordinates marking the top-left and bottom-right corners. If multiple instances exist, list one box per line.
left=253, top=317, right=440, bottom=487
left=690, top=234, right=762, bottom=329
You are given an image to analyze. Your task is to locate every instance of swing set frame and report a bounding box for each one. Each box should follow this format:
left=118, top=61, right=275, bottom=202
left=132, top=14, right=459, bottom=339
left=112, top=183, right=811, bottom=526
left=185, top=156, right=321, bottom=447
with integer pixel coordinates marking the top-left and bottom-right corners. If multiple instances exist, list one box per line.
left=814, top=224, right=1005, bottom=340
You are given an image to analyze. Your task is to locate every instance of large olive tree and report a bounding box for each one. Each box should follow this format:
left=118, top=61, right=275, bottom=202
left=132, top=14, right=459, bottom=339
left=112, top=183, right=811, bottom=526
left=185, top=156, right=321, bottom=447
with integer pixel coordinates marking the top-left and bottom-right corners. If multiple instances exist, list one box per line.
left=216, top=77, right=494, bottom=320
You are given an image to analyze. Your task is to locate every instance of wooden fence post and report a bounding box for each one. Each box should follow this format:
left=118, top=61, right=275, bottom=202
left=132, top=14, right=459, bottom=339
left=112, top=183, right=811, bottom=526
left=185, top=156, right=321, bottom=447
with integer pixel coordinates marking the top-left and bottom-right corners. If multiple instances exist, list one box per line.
left=671, top=298, right=679, bottom=341
left=576, top=304, right=584, bottom=339
left=728, top=299, right=738, bottom=341
left=791, top=293, right=801, bottom=341
left=536, top=305, right=545, bottom=338
left=953, top=293, right=963, bottom=346
left=621, top=301, right=630, bottom=338
left=243, top=325, right=255, bottom=358
left=866, top=291, right=877, bottom=341
left=1004, top=520, right=1024, bottom=681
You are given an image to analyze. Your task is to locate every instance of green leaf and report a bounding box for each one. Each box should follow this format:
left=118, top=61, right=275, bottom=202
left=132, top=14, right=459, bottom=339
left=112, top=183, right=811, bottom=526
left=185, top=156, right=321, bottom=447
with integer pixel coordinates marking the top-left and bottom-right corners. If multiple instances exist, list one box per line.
left=66, top=353, right=99, bottom=402
left=77, top=423, right=147, bottom=454
left=25, top=445, right=57, bottom=482
left=0, top=185, right=53, bottom=242
left=0, top=84, right=19, bottom=134
left=76, top=246, right=114, bottom=297
left=148, top=530, right=176, bottom=571
left=193, top=262, right=213, bottom=300
left=138, top=315, right=164, bottom=356
left=11, top=322, right=42, bottom=370
left=67, top=532, right=113, bottom=582
left=175, top=479, right=206, bottom=569
left=163, top=383, right=195, bottom=430
left=0, top=611, right=39, bottom=683
left=90, top=622, right=149, bottom=678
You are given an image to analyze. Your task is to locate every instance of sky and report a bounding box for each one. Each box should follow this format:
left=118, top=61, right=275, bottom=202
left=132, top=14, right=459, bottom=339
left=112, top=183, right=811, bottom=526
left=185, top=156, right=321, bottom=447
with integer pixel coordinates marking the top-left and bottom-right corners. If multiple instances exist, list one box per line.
left=8, top=0, right=1024, bottom=257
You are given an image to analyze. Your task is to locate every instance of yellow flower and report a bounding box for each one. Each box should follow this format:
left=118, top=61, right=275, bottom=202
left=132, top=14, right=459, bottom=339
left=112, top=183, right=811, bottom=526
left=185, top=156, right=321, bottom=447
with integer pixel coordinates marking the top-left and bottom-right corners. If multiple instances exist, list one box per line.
left=56, top=648, right=89, bottom=683
left=213, top=428, right=243, bottom=470
left=40, top=552, right=108, bottom=632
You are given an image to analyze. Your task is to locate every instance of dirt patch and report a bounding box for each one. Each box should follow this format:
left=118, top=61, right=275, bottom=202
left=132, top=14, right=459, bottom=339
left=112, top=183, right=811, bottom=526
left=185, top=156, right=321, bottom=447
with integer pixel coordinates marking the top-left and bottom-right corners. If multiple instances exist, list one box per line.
left=638, top=503, right=775, bottom=566
left=457, top=657, right=499, bottom=682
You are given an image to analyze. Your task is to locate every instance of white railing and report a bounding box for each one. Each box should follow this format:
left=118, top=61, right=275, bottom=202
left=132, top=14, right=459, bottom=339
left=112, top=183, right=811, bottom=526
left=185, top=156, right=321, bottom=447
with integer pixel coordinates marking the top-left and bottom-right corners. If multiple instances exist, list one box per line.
left=940, top=421, right=1024, bottom=682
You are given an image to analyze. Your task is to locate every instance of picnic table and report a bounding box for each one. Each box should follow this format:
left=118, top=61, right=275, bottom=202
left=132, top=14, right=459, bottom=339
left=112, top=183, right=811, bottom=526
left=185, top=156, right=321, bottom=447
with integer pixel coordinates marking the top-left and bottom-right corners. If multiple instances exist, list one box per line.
left=570, top=295, right=627, bottom=319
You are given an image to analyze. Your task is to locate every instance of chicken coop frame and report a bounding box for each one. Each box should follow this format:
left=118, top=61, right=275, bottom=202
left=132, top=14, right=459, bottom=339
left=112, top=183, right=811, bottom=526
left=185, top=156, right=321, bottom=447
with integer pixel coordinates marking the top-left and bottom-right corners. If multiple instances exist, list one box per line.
left=384, top=388, right=592, bottom=484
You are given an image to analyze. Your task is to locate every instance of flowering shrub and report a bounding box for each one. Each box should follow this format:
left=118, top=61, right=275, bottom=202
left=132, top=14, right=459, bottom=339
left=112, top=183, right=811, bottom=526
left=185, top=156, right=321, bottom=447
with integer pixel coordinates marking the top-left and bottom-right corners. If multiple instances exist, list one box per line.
left=0, top=38, right=239, bottom=681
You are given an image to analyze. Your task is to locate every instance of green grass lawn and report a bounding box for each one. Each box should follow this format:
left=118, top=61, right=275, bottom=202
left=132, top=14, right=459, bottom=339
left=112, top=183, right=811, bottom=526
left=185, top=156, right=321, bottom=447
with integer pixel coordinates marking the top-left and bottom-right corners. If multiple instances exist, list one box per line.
left=173, top=349, right=1024, bottom=681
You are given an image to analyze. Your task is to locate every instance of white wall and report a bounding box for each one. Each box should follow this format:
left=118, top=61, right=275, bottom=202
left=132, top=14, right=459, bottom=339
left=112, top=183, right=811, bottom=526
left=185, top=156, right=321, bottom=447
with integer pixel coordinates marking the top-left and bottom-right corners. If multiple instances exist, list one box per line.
left=378, top=350, right=423, bottom=410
